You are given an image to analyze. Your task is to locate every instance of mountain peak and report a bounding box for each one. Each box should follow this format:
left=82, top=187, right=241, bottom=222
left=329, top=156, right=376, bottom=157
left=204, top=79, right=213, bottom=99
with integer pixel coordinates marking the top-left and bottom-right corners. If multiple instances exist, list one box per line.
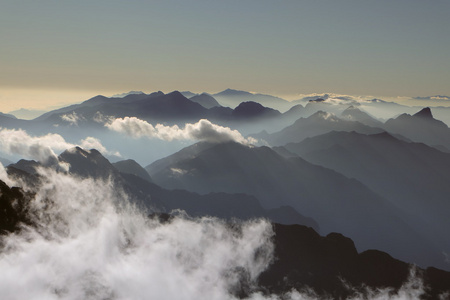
left=413, top=107, right=433, bottom=119
left=216, top=89, right=252, bottom=96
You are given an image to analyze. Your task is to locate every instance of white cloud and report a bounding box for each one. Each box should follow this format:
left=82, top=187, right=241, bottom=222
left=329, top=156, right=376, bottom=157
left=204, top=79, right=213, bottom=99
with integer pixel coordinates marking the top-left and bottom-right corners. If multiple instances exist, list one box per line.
left=107, top=117, right=257, bottom=145
left=0, top=168, right=274, bottom=300
left=0, top=128, right=119, bottom=165
left=298, top=93, right=379, bottom=105
left=0, top=167, right=432, bottom=300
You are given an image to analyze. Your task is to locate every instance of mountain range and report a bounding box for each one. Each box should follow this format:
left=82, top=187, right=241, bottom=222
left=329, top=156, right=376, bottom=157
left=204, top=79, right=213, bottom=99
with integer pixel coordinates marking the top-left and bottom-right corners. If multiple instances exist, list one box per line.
left=145, top=141, right=442, bottom=268
left=2, top=88, right=450, bottom=295
left=7, top=147, right=317, bottom=228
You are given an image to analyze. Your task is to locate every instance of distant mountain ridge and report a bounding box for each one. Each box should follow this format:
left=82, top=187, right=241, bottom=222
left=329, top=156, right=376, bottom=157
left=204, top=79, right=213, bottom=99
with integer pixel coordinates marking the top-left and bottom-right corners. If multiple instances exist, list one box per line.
left=253, top=111, right=384, bottom=146
left=145, top=141, right=439, bottom=268
left=384, top=107, right=450, bottom=149
left=212, top=89, right=293, bottom=111
left=281, top=130, right=450, bottom=269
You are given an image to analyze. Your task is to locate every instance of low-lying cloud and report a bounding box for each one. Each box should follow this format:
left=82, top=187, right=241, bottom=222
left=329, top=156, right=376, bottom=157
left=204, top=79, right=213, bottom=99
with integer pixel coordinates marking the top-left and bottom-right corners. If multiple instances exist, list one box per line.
left=0, top=167, right=436, bottom=300
left=107, top=117, right=257, bottom=145
left=0, top=128, right=120, bottom=164
left=61, top=112, right=85, bottom=126
left=0, top=168, right=274, bottom=300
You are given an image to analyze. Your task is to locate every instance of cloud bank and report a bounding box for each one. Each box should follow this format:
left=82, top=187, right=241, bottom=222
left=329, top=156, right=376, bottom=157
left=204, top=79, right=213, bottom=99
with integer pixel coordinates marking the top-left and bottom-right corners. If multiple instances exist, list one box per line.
left=0, top=167, right=433, bottom=300
left=0, top=128, right=119, bottom=164
left=107, top=117, right=257, bottom=145
left=0, top=168, right=274, bottom=300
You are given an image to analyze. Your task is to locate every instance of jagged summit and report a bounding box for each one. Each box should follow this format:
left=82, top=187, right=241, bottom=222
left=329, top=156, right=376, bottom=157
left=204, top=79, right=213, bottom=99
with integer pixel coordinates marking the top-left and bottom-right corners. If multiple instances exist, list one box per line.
left=413, top=107, right=433, bottom=119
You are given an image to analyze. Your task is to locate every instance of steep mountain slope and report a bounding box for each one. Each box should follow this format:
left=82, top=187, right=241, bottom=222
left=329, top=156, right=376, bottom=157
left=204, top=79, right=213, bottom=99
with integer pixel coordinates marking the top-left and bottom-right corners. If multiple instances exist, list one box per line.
left=146, top=141, right=439, bottom=268
left=112, top=159, right=152, bottom=182
left=384, top=107, right=450, bottom=149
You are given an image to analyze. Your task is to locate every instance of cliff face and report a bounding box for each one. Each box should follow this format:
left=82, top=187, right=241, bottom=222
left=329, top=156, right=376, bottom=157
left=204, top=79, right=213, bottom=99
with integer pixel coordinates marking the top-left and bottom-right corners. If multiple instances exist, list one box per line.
left=0, top=180, right=33, bottom=234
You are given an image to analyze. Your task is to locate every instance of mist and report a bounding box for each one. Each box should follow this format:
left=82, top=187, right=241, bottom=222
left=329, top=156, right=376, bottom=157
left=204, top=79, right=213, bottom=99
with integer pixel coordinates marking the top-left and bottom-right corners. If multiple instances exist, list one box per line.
left=0, top=165, right=434, bottom=300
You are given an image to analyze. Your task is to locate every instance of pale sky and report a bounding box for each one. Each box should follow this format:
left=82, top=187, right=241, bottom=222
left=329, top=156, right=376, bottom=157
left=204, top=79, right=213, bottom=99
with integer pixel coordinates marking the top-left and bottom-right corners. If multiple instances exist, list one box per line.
left=1, top=0, right=450, bottom=112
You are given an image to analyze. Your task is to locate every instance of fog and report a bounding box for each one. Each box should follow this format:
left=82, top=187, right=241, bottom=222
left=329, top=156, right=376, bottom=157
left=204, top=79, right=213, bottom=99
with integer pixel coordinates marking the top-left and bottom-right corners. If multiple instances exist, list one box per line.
left=0, top=165, right=432, bottom=300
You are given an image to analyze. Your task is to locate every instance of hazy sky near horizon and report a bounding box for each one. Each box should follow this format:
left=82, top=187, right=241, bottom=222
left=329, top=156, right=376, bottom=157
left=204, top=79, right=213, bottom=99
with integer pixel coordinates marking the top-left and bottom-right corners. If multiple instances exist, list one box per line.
left=1, top=0, right=450, bottom=111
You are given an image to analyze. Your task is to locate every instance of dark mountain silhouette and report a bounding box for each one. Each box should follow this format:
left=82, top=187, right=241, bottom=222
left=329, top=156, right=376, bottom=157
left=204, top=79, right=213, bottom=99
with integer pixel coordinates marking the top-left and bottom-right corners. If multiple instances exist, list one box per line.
left=0, top=180, right=33, bottom=234
left=231, top=101, right=281, bottom=120
left=8, top=159, right=42, bottom=175
left=253, top=111, right=384, bottom=146
left=189, top=93, right=221, bottom=109
left=59, top=147, right=117, bottom=179
left=213, top=89, right=293, bottom=111
left=384, top=107, right=450, bottom=149
left=146, top=141, right=438, bottom=268
left=32, top=91, right=288, bottom=132
left=259, top=223, right=450, bottom=299
left=34, top=91, right=205, bottom=126
left=112, top=159, right=152, bottom=182
left=7, top=147, right=318, bottom=228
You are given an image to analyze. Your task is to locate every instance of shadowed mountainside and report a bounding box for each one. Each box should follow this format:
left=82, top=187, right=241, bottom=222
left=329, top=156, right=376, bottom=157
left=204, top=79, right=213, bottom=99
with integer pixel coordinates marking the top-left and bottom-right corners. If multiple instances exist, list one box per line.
left=145, top=141, right=441, bottom=268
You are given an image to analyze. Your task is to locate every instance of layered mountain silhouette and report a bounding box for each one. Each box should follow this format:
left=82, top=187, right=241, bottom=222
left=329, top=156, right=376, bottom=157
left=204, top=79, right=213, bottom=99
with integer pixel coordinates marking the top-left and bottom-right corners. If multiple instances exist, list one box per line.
left=253, top=111, right=384, bottom=146
left=282, top=130, right=450, bottom=266
left=340, top=105, right=384, bottom=127
left=145, top=141, right=440, bottom=268
left=32, top=91, right=287, bottom=132
left=384, top=107, right=450, bottom=149
left=189, top=93, right=221, bottom=109
left=7, top=147, right=317, bottom=228
left=213, top=89, right=293, bottom=111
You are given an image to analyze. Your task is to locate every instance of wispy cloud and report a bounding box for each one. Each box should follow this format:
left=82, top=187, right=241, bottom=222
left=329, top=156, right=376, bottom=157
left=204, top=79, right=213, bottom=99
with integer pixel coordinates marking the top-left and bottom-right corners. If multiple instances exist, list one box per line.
left=297, top=93, right=378, bottom=104
left=412, top=95, right=450, bottom=101
left=107, top=117, right=257, bottom=145
left=61, top=112, right=85, bottom=126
